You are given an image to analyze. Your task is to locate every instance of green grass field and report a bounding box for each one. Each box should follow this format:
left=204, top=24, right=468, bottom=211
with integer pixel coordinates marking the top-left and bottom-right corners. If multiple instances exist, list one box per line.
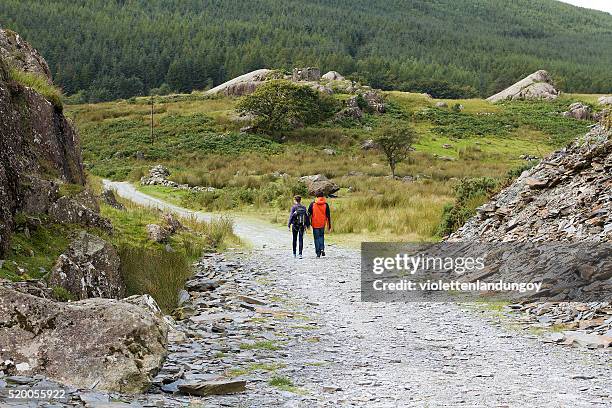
left=66, top=90, right=601, bottom=242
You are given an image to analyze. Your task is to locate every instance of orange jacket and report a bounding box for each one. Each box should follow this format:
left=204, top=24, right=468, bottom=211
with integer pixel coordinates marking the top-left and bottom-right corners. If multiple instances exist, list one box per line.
left=308, top=197, right=331, bottom=229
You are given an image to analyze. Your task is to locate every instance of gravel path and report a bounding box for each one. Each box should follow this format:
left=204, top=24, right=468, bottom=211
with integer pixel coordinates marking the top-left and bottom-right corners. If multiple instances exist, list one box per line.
left=107, top=182, right=611, bottom=407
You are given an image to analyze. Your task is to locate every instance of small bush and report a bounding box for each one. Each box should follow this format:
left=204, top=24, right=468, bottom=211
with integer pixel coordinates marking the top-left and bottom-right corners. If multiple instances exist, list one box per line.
left=9, top=69, right=63, bottom=109
left=437, top=177, right=499, bottom=236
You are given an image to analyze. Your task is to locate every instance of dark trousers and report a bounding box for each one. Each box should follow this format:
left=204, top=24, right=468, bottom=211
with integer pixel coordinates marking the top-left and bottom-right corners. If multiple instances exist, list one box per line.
left=292, top=227, right=304, bottom=255
left=313, top=228, right=325, bottom=255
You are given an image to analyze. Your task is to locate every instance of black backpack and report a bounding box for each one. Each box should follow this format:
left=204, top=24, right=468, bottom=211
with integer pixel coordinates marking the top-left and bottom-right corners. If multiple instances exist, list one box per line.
left=294, top=205, right=308, bottom=228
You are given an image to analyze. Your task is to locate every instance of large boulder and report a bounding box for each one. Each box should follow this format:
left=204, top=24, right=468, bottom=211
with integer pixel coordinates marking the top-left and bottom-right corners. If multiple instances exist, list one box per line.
left=598, top=96, right=612, bottom=106
left=299, top=174, right=340, bottom=197
left=49, top=196, right=113, bottom=233
left=0, top=287, right=168, bottom=392
left=0, top=28, right=52, bottom=81
left=206, top=69, right=278, bottom=96
left=49, top=232, right=125, bottom=300
left=101, top=187, right=125, bottom=210
left=563, top=102, right=592, bottom=120
left=487, top=70, right=560, bottom=103
left=322, top=71, right=345, bottom=81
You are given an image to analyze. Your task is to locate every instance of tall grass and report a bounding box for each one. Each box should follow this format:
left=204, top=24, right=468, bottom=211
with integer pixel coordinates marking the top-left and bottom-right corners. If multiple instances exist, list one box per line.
left=99, top=192, right=238, bottom=313
left=118, top=246, right=192, bottom=313
left=9, top=69, right=63, bottom=109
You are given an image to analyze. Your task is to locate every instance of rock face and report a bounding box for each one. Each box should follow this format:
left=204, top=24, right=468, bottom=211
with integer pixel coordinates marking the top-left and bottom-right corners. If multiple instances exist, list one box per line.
left=0, top=287, right=167, bottom=392
left=292, top=67, right=321, bottom=81
left=49, top=232, right=125, bottom=300
left=205, top=69, right=275, bottom=96
left=487, top=70, right=560, bottom=103
left=563, top=102, right=591, bottom=120
left=0, top=28, right=52, bottom=81
left=48, top=196, right=113, bottom=233
left=299, top=174, right=340, bottom=197
left=449, top=125, right=611, bottom=301
left=0, top=39, right=85, bottom=257
left=322, top=71, right=345, bottom=81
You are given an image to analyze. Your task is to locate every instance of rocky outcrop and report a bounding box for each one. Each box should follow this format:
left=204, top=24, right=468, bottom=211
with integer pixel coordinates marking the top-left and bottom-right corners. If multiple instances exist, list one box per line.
left=299, top=174, right=340, bottom=197
left=49, top=232, right=125, bottom=300
left=292, top=67, right=321, bottom=82
left=0, top=28, right=52, bottom=81
left=205, top=69, right=279, bottom=96
left=487, top=70, right=560, bottom=103
left=0, top=287, right=167, bottom=392
left=0, top=38, right=85, bottom=257
left=563, top=102, right=592, bottom=120
left=322, top=71, right=345, bottom=81
left=48, top=196, right=113, bottom=232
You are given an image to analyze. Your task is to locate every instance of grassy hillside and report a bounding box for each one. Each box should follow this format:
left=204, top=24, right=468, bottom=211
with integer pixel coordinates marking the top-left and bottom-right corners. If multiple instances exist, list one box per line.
left=2, top=0, right=611, bottom=101
left=66, top=89, right=599, bottom=243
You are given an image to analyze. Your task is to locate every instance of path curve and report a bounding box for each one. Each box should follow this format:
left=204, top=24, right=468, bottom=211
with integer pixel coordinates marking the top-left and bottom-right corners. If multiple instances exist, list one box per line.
left=106, top=181, right=611, bottom=407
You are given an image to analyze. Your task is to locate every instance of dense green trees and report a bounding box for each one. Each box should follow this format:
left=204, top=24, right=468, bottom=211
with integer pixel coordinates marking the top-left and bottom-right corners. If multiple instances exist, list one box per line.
left=2, top=0, right=611, bottom=102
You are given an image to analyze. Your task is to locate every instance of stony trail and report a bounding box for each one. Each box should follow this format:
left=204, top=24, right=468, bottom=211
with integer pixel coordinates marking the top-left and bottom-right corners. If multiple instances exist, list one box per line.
left=107, top=181, right=611, bottom=407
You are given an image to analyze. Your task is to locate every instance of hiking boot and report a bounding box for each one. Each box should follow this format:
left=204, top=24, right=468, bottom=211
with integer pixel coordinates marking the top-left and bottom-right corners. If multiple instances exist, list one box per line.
left=321, top=250, right=326, bottom=257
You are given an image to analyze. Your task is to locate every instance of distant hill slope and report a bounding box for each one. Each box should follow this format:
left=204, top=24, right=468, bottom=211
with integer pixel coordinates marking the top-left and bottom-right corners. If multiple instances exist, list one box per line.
left=1, top=0, right=611, bottom=101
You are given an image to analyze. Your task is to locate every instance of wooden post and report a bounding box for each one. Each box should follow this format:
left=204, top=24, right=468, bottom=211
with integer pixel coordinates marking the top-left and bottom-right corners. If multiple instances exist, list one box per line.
left=150, top=97, right=154, bottom=143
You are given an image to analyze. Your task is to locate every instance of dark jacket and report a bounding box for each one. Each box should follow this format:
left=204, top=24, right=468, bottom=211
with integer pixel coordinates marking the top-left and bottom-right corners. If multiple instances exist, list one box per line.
left=288, top=203, right=309, bottom=228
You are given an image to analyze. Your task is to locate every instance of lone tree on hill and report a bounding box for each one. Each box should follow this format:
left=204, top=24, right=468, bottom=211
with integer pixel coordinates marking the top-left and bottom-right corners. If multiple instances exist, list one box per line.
left=374, top=123, right=418, bottom=178
left=236, top=80, right=336, bottom=136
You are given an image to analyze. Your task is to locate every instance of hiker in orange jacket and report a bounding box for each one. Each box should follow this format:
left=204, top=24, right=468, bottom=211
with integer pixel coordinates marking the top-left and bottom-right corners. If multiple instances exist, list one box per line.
left=307, top=193, right=332, bottom=258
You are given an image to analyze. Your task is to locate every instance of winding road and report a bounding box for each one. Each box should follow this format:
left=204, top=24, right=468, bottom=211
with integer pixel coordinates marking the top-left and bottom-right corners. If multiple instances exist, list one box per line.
left=106, top=181, right=611, bottom=407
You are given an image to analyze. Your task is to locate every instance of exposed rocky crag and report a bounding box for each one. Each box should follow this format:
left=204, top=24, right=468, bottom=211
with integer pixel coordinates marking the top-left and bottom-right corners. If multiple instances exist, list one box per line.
left=49, top=231, right=125, bottom=300
left=205, top=69, right=280, bottom=96
left=0, top=28, right=52, bottom=80
left=487, top=70, right=560, bottom=103
left=0, top=287, right=167, bottom=393
left=0, top=37, right=85, bottom=257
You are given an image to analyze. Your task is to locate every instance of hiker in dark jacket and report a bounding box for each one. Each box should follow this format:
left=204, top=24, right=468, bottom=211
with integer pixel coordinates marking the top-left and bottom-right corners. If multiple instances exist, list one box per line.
left=288, top=195, right=309, bottom=258
left=308, top=193, right=332, bottom=258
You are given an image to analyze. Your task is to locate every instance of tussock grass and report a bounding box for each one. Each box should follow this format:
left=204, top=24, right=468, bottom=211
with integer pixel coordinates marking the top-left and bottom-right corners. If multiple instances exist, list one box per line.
left=100, top=192, right=239, bottom=312
left=9, top=69, right=63, bottom=109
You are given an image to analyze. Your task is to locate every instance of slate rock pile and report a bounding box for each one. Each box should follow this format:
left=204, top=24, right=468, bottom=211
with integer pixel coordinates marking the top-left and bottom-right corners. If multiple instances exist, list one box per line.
left=451, top=124, right=611, bottom=243
left=140, top=165, right=215, bottom=192
left=450, top=124, right=611, bottom=347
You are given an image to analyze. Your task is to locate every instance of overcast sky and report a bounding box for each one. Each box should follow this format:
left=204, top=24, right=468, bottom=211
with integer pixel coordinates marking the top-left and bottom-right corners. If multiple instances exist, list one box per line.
left=557, top=0, right=612, bottom=13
